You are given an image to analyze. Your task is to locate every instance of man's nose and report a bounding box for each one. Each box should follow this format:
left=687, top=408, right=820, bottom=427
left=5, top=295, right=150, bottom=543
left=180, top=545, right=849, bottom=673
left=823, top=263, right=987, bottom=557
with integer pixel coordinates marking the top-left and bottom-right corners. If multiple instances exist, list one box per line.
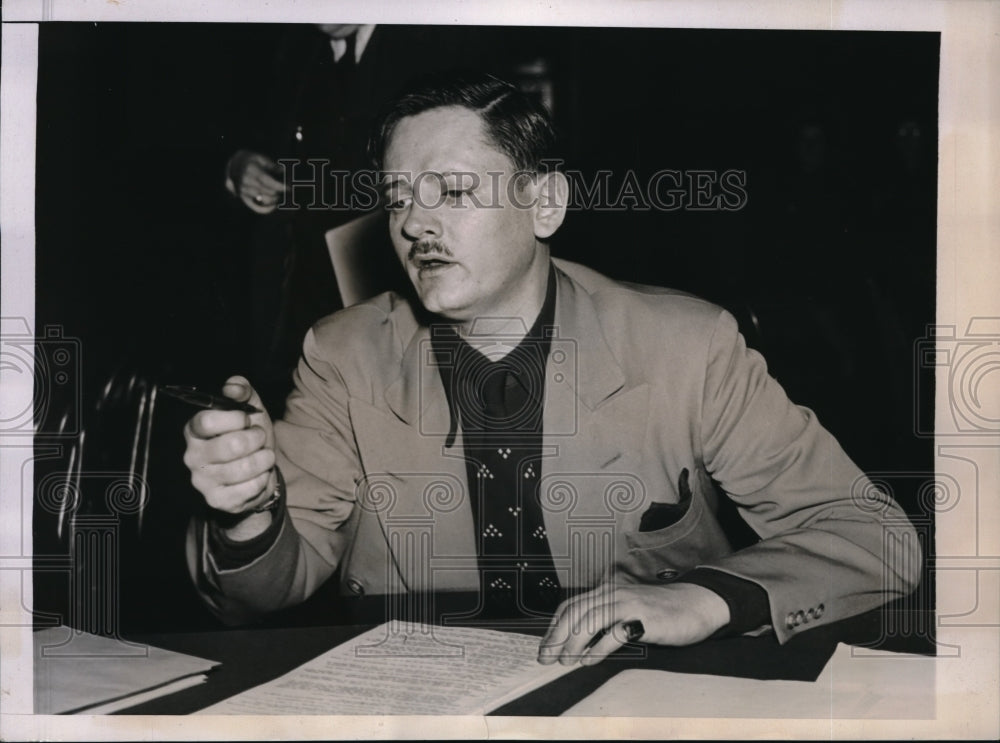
left=400, top=201, right=441, bottom=242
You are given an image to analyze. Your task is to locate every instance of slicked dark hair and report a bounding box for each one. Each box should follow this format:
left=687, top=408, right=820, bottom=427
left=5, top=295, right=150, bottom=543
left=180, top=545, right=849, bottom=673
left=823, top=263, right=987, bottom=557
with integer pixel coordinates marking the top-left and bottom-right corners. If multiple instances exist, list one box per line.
left=369, top=71, right=558, bottom=173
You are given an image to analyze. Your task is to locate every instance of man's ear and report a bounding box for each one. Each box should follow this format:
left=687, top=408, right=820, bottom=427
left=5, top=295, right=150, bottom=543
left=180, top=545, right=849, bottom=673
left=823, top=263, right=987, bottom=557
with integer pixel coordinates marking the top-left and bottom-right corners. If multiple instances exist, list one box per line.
left=532, top=171, right=569, bottom=240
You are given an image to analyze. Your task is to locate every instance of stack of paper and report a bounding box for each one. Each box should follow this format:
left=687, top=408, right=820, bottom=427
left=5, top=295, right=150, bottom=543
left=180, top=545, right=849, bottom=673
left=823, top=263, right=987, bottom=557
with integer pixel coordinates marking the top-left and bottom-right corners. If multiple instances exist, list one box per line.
left=34, top=626, right=220, bottom=714
left=199, top=622, right=576, bottom=715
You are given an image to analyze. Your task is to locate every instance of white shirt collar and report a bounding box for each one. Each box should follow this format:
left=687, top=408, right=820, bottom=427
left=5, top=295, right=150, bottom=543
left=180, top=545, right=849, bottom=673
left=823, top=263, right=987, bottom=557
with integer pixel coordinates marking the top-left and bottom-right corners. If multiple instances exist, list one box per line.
left=328, top=24, right=377, bottom=64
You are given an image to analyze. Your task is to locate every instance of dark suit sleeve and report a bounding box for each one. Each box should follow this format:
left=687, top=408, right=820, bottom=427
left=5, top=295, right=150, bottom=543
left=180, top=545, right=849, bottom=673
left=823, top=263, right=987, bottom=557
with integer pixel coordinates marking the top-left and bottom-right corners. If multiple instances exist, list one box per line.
left=678, top=567, right=771, bottom=636
left=207, top=501, right=287, bottom=571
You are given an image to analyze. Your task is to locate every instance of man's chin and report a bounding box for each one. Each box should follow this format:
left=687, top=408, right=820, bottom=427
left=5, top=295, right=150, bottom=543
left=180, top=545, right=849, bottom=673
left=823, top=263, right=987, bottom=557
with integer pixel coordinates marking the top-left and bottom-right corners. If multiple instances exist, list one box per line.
left=417, top=292, right=471, bottom=323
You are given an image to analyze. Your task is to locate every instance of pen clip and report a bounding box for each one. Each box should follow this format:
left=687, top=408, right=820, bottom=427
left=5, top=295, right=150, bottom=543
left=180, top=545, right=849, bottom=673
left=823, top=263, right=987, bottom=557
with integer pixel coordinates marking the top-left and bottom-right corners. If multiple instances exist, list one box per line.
left=160, top=384, right=261, bottom=414
left=160, top=385, right=212, bottom=407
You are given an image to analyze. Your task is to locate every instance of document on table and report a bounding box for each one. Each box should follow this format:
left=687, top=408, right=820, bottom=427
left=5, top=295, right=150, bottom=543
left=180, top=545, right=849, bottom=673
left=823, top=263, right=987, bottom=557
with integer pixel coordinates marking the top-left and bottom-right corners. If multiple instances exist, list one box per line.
left=563, top=642, right=936, bottom=718
left=34, top=626, right=220, bottom=714
left=199, top=622, right=576, bottom=715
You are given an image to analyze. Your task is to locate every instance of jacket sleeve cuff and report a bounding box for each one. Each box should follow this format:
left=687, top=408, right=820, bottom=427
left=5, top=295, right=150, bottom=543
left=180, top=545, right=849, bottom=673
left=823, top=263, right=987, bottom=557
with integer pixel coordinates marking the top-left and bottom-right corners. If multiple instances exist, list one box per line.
left=677, top=567, right=772, bottom=637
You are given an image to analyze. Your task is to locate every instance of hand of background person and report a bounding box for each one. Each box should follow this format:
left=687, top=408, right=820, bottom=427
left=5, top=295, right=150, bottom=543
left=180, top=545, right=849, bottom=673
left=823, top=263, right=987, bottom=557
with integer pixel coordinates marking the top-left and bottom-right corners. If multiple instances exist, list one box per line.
left=225, top=150, right=287, bottom=214
left=182, top=375, right=278, bottom=541
left=537, top=581, right=730, bottom=666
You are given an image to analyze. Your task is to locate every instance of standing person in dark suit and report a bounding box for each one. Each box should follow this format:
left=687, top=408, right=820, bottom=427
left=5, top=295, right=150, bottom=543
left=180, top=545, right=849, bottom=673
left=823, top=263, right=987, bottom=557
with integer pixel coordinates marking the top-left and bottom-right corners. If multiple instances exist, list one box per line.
left=223, top=24, right=549, bottom=415
left=225, top=24, right=380, bottom=415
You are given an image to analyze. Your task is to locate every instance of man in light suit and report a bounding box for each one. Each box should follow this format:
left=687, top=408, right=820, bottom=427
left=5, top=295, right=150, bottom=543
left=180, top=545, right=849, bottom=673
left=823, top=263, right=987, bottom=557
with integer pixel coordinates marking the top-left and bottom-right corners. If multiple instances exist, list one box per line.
left=183, top=73, right=920, bottom=666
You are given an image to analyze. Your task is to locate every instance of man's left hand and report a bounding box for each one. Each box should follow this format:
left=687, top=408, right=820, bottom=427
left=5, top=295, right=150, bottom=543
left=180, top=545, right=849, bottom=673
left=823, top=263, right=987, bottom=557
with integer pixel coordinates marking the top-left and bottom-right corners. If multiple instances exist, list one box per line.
left=537, top=582, right=730, bottom=666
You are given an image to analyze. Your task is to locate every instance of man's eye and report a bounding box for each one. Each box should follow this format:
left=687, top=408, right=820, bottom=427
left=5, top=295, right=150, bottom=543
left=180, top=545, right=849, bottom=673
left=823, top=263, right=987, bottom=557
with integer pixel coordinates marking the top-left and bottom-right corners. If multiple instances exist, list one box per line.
left=384, top=196, right=411, bottom=212
left=445, top=189, right=470, bottom=200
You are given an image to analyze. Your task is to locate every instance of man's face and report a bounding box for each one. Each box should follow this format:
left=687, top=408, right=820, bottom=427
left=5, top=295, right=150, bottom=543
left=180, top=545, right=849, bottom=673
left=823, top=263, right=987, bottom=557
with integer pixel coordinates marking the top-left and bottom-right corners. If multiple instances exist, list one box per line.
left=381, top=106, right=547, bottom=324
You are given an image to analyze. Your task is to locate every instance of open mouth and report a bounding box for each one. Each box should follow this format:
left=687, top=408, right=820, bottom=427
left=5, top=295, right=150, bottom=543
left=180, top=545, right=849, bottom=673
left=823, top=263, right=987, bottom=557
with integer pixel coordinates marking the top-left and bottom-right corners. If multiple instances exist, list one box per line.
left=413, top=256, right=454, bottom=272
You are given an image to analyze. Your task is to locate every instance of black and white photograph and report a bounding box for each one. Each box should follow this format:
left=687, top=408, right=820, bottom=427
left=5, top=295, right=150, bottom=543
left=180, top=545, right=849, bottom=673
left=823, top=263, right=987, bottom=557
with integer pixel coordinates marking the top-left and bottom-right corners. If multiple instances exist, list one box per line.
left=1, top=0, right=997, bottom=739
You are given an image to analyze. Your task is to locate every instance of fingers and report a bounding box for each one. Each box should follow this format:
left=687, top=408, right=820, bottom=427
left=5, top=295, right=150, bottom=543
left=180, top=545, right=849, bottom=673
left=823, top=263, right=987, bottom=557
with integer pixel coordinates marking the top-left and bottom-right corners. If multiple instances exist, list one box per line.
left=224, top=375, right=274, bottom=447
left=196, top=469, right=273, bottom=514
left=223, top=374, right=264, bottom=409
left=222, top=375, right=252, bottom=401
left=246, top=164, right=285, bottom=193
left=240, top=194, right=278, bottom=215
left=238, top=186, right=280, bottom=214
left=230, top=152, right=285, bottom=214
left=184, top=421, right=275, bottom=512
left=538, top=584, right=621, bottom=665
left=230, top=152, right=285, bottom=191
left=212, top=446, right=273, bottom=485
left=184, top=421, right=268, bottom=464
left=182, top=377, right=277, bottom=513
left=240, top=161, right=285, bottom=194
left=538, top=583, right=731, bottom=667
left=579, top=624, right=629, bottom=667
left=185, top=409, right=251, bottom=440
left=193, top=452, right=275, bottom=514
left=239, top=178, right=283, bottom=202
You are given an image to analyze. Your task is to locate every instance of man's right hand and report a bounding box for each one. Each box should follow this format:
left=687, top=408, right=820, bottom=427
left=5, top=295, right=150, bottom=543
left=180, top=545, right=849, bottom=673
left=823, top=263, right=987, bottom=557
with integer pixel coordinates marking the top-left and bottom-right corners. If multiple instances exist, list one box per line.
left=225, top=150, right=287, bottom=214
left=183, top=375, right=277, bottom=541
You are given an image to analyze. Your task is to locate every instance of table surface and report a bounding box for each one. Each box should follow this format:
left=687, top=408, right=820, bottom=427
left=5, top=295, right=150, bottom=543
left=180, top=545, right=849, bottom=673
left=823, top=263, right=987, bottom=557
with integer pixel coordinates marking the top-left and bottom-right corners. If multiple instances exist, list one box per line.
left=101, top=595, right=931, bottom=716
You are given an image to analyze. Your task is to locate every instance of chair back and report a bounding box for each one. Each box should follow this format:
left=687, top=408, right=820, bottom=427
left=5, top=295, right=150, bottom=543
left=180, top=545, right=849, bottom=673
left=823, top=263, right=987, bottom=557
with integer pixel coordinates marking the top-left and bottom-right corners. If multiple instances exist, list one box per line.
left=325, top=212, right=408, bottom=306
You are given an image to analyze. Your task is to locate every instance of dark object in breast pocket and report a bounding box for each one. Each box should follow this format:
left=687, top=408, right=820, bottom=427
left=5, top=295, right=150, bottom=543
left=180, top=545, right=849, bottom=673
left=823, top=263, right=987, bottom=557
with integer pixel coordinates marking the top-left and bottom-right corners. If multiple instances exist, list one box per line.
left=638, top=467, right=692, bottom=532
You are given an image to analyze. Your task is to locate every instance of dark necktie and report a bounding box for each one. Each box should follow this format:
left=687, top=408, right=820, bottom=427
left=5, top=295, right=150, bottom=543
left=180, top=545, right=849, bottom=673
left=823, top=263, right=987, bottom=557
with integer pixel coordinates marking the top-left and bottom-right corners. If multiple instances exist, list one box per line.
left=341, top=32, right=357, bottom=68
left=463, top=355, right=561, bottom=619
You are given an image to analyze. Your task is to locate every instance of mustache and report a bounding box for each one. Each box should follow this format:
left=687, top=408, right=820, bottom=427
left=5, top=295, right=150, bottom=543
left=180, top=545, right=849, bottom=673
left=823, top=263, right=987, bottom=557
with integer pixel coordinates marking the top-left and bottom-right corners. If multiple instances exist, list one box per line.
left=408, top=240, right=454, bottom=262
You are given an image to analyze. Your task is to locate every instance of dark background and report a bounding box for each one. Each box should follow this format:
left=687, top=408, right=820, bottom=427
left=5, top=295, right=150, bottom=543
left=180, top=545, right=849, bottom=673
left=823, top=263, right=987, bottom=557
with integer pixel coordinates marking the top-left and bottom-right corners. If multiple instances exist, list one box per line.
left=32, top=24, right=938, bottom=639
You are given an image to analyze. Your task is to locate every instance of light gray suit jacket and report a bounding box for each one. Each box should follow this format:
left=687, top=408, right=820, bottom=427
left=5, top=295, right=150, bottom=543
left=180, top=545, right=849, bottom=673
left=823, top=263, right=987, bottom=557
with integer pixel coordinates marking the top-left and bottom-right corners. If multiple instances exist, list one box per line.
left=188, top=259, right=921, bottom=642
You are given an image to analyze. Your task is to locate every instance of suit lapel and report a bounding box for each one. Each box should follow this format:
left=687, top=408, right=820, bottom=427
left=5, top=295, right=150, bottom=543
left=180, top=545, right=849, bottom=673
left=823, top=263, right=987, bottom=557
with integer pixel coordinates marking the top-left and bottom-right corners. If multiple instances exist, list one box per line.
left=358, top=266, right=650, bottom=592
left=352, top=322, right=478, bottom=592
left=541, top=269, right=650, bottom=586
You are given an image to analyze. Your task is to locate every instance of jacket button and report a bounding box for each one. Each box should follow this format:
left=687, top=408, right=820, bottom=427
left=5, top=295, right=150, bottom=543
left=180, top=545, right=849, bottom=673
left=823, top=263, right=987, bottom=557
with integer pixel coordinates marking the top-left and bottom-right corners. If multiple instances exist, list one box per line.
left=794, top=610, right=805, bottom=626
left=785, top=613, right=796, bottom=630
left=815, top=603, right=824, bottom=618
left=346, top=578, right=365, bottom=596
left=656, top=568, right=679, bottom=581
